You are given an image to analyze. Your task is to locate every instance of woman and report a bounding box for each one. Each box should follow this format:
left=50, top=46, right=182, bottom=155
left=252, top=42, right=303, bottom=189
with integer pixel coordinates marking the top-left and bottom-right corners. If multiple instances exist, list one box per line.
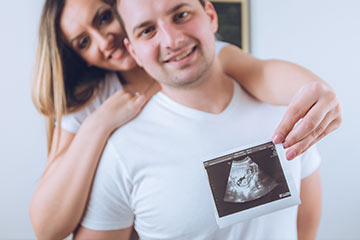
left=30, top=0, right=341, bottom=239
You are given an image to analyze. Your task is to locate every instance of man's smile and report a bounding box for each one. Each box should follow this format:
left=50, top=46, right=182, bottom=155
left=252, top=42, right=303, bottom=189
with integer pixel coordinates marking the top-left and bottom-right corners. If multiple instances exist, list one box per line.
left=163, top=45, right=197, bottom=63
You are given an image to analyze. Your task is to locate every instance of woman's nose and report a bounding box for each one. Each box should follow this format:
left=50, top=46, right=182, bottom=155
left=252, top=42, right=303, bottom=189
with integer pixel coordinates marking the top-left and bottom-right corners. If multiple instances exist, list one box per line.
left=93, top=32, right=115, bottom=55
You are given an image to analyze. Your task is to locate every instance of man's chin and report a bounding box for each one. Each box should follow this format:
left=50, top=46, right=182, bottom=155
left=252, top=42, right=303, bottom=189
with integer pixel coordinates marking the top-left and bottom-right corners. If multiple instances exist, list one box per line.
left=146, top=62, right=209, bottom=88
left=164, top=72, right=207, bottom=89
left=178, top=65, right=209, bottom=87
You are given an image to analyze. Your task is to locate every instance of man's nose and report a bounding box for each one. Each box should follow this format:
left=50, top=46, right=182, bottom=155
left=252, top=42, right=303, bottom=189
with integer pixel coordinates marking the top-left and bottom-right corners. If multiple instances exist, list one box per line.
left=159, top=22, right=184, bottom=50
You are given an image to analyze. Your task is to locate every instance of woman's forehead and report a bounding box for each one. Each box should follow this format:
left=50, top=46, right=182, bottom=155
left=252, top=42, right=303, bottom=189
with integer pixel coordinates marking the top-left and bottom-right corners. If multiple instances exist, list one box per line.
left=60, top=0, right=109, bottom=42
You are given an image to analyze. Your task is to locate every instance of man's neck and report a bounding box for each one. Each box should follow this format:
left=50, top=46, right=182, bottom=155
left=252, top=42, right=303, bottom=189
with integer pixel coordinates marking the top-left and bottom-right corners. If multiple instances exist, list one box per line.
left=161, top=58, right=234, bottom=114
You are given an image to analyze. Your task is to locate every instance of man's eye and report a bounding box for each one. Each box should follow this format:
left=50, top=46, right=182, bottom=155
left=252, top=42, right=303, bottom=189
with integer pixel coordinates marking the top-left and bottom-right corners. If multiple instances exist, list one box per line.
left=175, top=11, right=189, bottom=22
left=99, top=9, right=113, bottom=26
left=78, top=37, right=90, bottom=50
left=140, top=27, right=155, bottom=37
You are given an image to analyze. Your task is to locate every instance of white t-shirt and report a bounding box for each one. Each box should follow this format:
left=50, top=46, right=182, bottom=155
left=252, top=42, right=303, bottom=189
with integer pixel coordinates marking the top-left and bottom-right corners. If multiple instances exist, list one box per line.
left=61, top=71, right=123, bottom=133
left=60, top=41, right=229, bottom=133
left=80, top=81, right=321, bottom=240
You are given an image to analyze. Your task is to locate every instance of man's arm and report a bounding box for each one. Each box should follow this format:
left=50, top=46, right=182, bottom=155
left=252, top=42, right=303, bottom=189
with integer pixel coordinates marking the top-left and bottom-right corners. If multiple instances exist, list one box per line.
left=297, top=168, right=322, bottom=240
left=74, top=226, right=133, bottom=240
left=218, top=44, right=342, bottom=160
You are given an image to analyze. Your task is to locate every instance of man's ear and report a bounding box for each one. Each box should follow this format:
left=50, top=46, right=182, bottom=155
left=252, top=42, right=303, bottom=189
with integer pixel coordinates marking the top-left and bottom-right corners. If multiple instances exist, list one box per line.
left=124, top=38, right=143, bottom=67
left=203, top=1, right=218, bottom=34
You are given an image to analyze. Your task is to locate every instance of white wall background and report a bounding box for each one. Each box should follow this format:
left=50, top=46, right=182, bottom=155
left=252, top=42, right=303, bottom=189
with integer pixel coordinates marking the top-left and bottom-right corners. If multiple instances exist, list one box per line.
left=0, top=0, right=359, bottom=239
left=250, top=0, right=360, bottom=239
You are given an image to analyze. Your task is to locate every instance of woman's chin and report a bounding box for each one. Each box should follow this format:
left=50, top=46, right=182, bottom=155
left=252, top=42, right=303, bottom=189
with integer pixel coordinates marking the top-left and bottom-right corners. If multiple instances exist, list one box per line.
left=116, top=57, right=138, bottom=71
left=104, top=59, right=138, bottom=72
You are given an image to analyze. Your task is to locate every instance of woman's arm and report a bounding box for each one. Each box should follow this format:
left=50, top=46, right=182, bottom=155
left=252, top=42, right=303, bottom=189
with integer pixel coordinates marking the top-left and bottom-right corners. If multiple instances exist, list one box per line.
left=30, top=91, right=149, bottom=240
left=218, top=44, right=342, bottom=160
left=218, top=44, right=322, bottom=105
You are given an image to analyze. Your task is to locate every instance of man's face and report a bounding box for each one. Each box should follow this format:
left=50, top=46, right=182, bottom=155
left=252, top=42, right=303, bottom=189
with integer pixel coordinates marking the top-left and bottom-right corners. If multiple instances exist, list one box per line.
left=117, top=0, right=218, bottom=88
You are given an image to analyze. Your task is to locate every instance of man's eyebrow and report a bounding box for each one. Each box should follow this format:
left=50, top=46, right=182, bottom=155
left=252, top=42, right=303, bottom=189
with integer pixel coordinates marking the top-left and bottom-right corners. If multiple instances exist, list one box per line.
left=166, top=3, right=189, bottom=15
left=132, top=20, right=153, bottom=35
left=132, top=3, right=190, bottom=34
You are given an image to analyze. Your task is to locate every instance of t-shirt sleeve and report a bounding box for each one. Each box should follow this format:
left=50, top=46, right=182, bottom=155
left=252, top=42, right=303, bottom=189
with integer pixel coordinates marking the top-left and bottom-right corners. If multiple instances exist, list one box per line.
left=81, top=141, right=134, bottom=230
left=215, top=40, right=229, bottom=55
left=60, top=72, right=123, bottom=133
left=299, top=145, right=322, bottom=179
left=61, top=103, right=96, bottom=133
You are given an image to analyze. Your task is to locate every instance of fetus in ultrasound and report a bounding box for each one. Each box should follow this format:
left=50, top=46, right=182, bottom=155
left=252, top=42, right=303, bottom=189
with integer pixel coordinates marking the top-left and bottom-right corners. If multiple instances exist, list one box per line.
left=224, top=156, right=278, bottom=203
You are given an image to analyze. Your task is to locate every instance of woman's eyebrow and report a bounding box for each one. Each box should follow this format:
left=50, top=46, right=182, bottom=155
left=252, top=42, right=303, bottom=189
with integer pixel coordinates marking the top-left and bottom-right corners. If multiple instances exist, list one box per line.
left=69, top=7, right=104, bottom=46
left=70, top=34, right=83, bottom=47
left=92, top=6, right=105, bottom=26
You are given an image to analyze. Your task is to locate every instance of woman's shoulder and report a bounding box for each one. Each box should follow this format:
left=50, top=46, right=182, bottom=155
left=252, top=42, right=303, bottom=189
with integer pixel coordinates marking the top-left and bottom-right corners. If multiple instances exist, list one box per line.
left=97, top=71, right=123, bottom=102
left=61, top=71, right=123, bottom=133
left=215, top=40, right=230, bottom=55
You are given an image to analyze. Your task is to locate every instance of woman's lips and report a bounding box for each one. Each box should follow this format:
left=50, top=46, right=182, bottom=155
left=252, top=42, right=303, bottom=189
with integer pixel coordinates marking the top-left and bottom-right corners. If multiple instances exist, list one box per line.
left=110, top=48, right=125, bottom=60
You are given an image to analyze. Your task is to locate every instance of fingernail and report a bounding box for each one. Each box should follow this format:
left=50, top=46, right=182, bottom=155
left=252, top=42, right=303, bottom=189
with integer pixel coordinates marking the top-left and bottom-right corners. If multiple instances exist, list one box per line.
left=286, top=150, right=296, bottom=160
left=273, top=134, right=283, bottom=144
left=283, top=142, right=290, bottom=149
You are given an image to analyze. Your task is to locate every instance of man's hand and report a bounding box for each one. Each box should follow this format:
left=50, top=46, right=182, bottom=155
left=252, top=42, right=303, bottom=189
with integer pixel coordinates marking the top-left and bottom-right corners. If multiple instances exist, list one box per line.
left=273, top=81, right=342, bottom=160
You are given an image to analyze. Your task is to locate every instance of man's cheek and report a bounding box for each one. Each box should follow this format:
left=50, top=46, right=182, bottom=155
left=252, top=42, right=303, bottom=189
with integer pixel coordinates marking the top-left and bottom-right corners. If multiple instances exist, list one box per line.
left=142, top=47, right=158, bottom=66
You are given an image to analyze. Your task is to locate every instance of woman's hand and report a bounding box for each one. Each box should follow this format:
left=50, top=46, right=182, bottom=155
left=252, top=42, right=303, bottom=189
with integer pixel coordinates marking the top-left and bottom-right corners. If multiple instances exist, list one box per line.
left=273, top=81, right=342, bottom=160
left=95, top=89, right=154, bottom=135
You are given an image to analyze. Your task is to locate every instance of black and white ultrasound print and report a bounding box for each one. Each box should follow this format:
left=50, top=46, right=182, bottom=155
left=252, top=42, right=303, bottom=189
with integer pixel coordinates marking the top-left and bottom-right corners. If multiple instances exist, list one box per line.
left=203, top=140, right=300, bottom=228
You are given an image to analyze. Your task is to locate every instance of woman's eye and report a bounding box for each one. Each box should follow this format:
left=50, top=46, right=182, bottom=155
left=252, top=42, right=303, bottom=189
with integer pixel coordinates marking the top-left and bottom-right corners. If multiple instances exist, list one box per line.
left=78, top=37, right=90, bottom=50
left=99, top=9, right=113, bottom=26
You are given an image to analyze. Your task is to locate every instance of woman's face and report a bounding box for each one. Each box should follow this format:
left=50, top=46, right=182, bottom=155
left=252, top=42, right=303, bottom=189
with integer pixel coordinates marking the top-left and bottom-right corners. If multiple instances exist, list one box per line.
left=60, top=0, right=137, bottom=71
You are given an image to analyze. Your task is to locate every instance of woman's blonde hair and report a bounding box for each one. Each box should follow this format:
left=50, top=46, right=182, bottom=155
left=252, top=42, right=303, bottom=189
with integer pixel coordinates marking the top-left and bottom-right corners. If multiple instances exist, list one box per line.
left=32, top=0, right=110, bottom=153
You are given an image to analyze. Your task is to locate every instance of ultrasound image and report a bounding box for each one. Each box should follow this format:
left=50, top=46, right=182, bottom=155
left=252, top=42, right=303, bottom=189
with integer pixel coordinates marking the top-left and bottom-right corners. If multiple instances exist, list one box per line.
left=224, top=156, right=278, bottom=203
left=203, top=141, right=292, bottom=218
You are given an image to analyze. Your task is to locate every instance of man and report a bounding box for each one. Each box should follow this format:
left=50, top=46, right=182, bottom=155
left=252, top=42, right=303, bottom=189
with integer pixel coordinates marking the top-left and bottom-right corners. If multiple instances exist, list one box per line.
left=74, top=0, right=322, bottom=239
